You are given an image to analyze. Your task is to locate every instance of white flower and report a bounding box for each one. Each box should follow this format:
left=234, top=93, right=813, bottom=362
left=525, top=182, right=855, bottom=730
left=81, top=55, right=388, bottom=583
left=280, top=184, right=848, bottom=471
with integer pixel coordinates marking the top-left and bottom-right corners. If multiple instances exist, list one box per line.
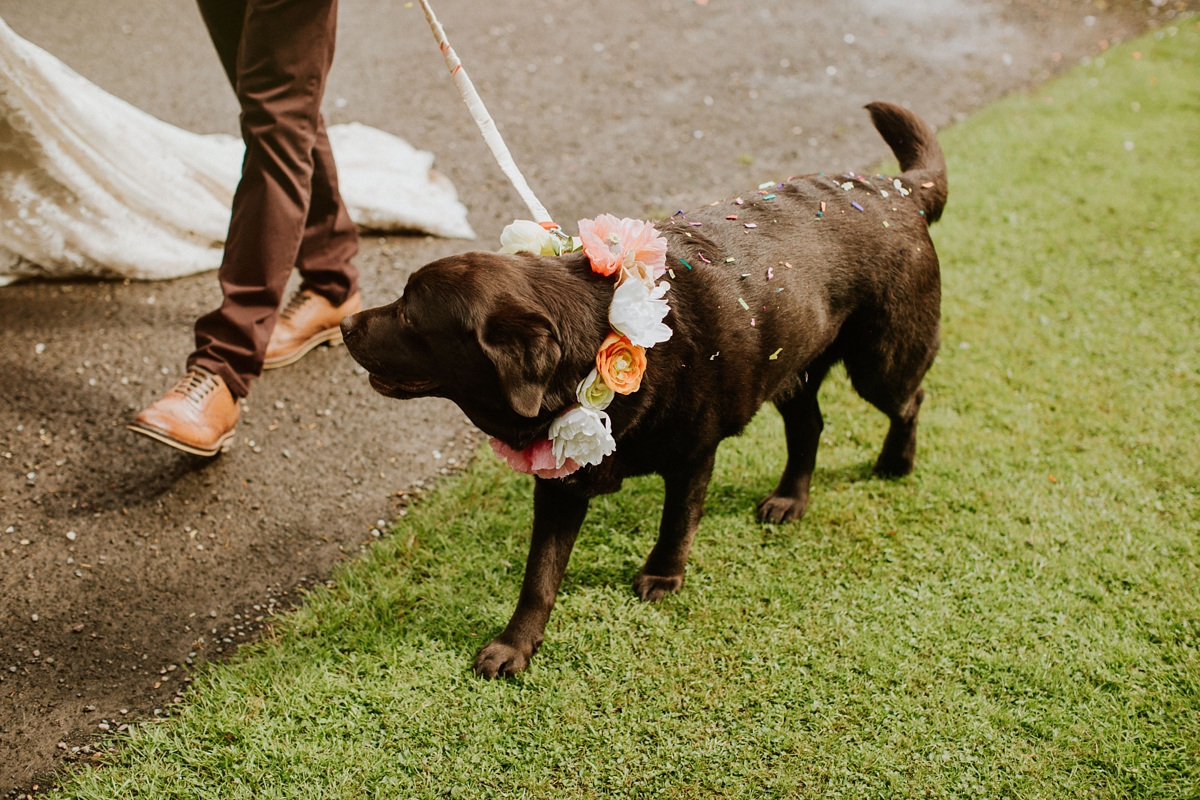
left=576, top=368, right=614, bottom=410
left=498, top=220, right=557, bottom=255
left=549, top=406, right=616, bottom=468
left=609, top=278, right=672, bottom=349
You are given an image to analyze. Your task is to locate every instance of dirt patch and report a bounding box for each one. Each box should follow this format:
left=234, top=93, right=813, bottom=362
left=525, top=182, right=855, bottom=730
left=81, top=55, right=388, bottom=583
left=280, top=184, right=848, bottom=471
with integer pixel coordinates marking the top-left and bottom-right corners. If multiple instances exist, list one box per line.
left=0, top=0, right=1176, bottom=792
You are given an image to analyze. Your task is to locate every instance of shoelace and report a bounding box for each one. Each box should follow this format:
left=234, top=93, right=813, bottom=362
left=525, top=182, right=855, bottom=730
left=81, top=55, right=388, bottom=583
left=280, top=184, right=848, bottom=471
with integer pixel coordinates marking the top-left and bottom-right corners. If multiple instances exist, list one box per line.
left=170, top=370, right=218, bottom=405
left=279, top=290, right=314, bottom=321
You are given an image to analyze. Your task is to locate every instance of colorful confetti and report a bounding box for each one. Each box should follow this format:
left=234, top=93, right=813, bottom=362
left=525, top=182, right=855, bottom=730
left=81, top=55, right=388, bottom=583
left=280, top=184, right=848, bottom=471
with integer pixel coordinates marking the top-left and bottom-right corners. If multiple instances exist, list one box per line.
left=697, top=251, right=711, bottom=263
left=680, top=258, right=693, bottom=270
left=841, top=182, right=854, bottom=191
left=758, top=181, right=774, bottom=189
left=763, top=194, right=776, bottom=200
left=882, top=220, right=890, bottom=228
left=767, top=267, right=774, bottom=280
left=725, top=257, right=736, bottom=263
left=851, top=201, right=864, bottom=212
left=668, top=269, right=676, bottom=279
left=738, top=297, right=749, bottom=310
left=768, top=348, right=783, bottom=360
left=726, top=214, right=739, bottom=220
left=784, top=262, right=793, bottom=268
left=744, top=223, right=758, bottom=229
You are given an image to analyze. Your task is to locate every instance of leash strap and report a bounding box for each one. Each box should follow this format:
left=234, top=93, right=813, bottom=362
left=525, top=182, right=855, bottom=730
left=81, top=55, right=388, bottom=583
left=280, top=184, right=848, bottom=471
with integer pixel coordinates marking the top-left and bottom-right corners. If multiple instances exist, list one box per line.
left=416, top=0, right=556, bottom=229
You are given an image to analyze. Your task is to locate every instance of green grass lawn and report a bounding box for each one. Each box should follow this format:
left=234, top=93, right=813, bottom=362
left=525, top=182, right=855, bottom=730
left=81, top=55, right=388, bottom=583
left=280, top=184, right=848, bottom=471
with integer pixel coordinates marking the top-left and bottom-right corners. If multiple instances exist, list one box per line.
left=54, top=25, right=1200, bottom=799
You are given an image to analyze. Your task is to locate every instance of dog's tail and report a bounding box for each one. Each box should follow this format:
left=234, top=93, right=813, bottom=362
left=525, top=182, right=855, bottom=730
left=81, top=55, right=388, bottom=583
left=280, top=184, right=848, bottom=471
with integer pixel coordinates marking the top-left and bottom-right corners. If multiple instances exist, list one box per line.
left=865, top=102, right=947, bottom=224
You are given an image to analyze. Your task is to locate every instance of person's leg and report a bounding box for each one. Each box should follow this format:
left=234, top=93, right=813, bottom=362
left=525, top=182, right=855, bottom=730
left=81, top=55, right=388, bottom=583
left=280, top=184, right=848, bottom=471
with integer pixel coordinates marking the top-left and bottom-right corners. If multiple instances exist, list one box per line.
left=297, top=115, right=359, bottom=304
left=194, top=0, right=244, bottom=88
left=188, top=0, right=342, bottom=398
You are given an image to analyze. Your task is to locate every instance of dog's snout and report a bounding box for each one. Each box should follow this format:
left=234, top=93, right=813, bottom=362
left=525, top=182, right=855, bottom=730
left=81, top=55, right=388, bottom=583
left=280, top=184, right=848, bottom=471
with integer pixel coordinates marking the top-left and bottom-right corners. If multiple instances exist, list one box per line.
left=340, top=311, right=363, bottom=342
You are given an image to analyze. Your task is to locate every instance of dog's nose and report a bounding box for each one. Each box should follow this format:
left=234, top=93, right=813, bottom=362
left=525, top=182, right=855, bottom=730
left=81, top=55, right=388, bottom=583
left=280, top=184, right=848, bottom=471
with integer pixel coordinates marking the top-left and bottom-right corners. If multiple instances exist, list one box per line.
left=340, top=311, right=362, bottom=342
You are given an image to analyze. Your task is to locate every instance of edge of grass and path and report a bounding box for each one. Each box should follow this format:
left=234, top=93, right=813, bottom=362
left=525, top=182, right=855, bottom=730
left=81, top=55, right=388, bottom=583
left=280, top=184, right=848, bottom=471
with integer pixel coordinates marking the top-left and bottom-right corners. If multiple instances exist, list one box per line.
left=47, top=23, right=1200, bottom=800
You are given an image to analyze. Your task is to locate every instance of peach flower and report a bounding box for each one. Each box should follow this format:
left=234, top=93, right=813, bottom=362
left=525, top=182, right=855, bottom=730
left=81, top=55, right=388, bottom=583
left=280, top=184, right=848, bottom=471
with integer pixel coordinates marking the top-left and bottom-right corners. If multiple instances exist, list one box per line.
left=578, top=215, right=668, bottom=279
left=490, top=437, right=579, bottom=479
left=595, top=332, right=647, bottom=395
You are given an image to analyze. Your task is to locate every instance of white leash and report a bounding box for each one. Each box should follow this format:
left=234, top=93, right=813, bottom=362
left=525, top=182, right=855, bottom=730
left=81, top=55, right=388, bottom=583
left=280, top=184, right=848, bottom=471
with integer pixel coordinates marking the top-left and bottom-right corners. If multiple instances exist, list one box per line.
left=416, top=0, right=557, bottom=229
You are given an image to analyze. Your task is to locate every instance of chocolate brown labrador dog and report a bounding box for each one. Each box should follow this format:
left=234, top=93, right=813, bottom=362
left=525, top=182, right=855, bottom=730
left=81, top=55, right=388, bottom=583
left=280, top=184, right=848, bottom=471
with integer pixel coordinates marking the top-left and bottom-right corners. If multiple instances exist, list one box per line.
left=341, top=102, right=946, bottom=678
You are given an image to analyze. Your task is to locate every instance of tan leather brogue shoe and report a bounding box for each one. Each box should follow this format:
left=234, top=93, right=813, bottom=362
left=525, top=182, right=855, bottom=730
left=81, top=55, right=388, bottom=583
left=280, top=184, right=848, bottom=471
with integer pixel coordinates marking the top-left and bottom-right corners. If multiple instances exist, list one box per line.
left=127, top=369, right=238, bottom=457
left=264, top=289, right=362, bottom=369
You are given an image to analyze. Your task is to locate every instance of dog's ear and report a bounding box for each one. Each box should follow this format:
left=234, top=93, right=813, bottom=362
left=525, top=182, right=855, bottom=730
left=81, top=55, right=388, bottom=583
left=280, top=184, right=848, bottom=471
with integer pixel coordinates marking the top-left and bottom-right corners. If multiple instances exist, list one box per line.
left=479, top=307, right=562, bottom=418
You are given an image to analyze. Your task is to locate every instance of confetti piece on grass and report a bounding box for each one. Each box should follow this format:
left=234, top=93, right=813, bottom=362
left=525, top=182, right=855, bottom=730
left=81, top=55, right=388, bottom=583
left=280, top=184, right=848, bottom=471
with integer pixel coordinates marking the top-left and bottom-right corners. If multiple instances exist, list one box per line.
left=769, top=348, right=782, bottom=360
left=689, top=221, right=703, bottom=226
left=820, top=201, right=826, bottom=213
left=851, top=201, right=864, bottom=212
left=784, top=261, right=793, bottom=268
left=726, top=214, right=739, bottom=220
left=738, top=297, right=749, bottom=310
left=763, top=194, right=776, bottom=200
left=744, top=223, right=757, bottom=229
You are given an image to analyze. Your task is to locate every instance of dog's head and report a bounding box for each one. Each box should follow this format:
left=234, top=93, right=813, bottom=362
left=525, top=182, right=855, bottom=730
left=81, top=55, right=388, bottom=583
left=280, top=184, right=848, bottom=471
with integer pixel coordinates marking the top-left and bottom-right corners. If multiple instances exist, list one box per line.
left=341, top=251, right=608, bottom=442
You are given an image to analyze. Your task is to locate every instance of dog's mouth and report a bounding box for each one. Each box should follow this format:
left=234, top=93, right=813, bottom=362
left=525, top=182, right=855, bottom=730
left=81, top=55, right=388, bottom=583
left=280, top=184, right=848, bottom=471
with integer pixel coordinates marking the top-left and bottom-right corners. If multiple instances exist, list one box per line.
left=369, top=374, right=438, bottom=398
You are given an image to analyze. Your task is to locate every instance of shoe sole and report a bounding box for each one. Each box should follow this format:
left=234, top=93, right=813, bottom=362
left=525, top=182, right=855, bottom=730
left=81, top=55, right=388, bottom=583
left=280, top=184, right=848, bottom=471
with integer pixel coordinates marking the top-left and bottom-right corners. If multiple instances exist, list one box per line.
left=262, top=326, right=343, bottom=370
left=126, top=423, right=236, bottom=458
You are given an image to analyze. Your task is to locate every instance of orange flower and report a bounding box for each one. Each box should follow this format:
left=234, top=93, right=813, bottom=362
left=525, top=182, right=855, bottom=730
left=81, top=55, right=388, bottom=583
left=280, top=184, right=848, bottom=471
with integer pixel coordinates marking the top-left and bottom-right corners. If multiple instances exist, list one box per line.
left=595, top=332, right=646, bottom=395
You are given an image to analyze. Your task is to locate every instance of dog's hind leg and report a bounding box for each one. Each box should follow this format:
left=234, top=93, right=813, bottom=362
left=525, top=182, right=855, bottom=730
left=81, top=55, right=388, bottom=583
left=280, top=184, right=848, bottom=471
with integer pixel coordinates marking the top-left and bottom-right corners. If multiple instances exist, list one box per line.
left=474, top=480, right=590, bottom=678
left=757, top=382, right=825, bottom=524
left=843, top=321, right=938, bottom=478
left=633, top=450, right=717, bottom=602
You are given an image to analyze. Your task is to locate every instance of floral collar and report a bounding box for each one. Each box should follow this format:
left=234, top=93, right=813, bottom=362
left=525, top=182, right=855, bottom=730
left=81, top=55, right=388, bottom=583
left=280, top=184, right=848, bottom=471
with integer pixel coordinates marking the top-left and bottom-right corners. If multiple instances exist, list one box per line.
left=489, top=215, right=672, bottom=478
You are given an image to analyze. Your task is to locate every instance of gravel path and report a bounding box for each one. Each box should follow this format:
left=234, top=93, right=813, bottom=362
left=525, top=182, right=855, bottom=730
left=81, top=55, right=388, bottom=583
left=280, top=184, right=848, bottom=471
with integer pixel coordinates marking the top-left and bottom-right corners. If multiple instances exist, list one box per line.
left=0, top=0, right=1168, bottom=791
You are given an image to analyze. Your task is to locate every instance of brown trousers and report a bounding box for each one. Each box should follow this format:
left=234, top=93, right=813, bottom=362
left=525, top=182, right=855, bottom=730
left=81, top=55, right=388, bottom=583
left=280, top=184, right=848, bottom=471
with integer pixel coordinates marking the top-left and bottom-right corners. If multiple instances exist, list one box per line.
left=189, top=0, right=360, bottom=398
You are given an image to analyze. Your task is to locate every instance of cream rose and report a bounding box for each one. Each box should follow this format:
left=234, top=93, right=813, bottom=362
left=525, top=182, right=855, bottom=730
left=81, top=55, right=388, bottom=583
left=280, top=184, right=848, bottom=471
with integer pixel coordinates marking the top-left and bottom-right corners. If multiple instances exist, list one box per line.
left=549, top=406, right=616, bottom=468
left=609, top=277, right=672, bottom=349
left=498, top=220, right=557, bottom=255
left=576, top=368, right=614, bottom=410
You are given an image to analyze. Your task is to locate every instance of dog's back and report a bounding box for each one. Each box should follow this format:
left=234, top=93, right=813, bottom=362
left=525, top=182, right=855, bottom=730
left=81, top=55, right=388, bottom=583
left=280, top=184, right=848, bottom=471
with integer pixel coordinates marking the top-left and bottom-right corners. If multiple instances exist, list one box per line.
left=630, top=103, right=945, bottom=484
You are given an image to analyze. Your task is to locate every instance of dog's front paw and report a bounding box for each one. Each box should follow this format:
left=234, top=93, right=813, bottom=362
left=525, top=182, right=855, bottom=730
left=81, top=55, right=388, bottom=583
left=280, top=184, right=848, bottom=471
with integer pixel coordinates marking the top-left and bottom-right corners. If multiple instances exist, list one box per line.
left=633, top=572, right=683, bottom=602
left=473, top=639, right=533, bottom=679
left=757, top=492, right=809, bottom=524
